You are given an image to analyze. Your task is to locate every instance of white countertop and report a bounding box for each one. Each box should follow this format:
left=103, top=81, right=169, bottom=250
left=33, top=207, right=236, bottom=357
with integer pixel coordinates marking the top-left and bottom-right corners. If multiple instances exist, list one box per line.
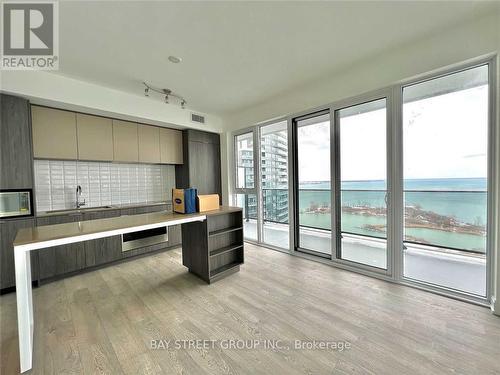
left=14, top=206, right=242, bottom=252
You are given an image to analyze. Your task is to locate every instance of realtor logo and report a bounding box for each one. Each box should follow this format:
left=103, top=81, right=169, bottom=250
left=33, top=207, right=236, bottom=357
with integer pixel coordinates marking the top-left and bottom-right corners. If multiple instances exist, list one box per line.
left=1, top=1, right=58, bottom=70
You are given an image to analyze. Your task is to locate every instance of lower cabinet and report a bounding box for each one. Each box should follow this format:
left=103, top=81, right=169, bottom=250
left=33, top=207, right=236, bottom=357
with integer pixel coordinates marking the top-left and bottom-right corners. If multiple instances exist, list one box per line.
left=36, top=214, right=86, bottom=280
left=35, top=204, right=177, bottom=283
left=168, top=225, right=182, bottom=247
left=181, top=208, right=243, bottom=283
left=121, top=204, right=169, bottom=216
left=0, top=218, right=36, bottom=290
left=83, top=210, right=122, bottom=267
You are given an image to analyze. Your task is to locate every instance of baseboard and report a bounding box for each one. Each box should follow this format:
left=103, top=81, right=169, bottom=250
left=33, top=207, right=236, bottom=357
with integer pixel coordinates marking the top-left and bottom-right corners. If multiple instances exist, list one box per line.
left=0, top=281, right=39, bottom=295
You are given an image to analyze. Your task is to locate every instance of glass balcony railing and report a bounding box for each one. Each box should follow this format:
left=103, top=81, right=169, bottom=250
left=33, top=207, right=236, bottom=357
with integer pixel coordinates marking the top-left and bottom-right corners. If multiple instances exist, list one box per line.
left=241, top=188, right=487, bottom=255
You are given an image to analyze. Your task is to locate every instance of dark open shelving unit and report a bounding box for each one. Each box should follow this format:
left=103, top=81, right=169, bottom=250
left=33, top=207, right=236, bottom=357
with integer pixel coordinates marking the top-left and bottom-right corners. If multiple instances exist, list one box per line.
left=181, top=207, right=244, bottom=283
left=208, top=226, right=243, bottom=237
left=210, top=244, right=243, bottom=258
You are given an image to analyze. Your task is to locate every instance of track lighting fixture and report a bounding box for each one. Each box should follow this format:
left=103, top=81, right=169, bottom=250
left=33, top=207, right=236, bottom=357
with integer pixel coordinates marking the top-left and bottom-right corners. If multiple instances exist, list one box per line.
left=143, top=82, right=186, bottom=108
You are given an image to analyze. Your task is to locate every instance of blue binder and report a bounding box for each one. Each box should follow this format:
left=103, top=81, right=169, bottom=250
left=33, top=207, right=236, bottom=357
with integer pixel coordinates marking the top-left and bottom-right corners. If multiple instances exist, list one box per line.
left=183, top=188, right=197, bottom=214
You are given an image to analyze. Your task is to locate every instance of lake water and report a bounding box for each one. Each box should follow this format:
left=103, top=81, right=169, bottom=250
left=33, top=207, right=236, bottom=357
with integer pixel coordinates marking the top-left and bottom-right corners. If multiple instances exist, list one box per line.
left=298, top=178, right=487, bottom=252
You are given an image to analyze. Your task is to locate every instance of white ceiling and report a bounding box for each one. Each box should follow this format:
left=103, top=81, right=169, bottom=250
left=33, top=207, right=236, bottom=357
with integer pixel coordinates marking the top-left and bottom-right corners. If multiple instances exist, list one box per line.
left=56, top=1, right=495, bottom=115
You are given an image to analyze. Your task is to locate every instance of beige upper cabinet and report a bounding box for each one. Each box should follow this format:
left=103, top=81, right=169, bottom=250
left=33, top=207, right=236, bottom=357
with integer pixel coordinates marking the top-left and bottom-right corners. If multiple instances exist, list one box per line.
left=76, top=114, right=113, bottom=161
left=138, top=124, right=160, bottom=163
left=32, top=106, right=182, bottom=164
left=160, top=128, right=183, bottom=164
left=112, top=120, right=139, bottom=162
left=31, top=106, right=78, bottom=159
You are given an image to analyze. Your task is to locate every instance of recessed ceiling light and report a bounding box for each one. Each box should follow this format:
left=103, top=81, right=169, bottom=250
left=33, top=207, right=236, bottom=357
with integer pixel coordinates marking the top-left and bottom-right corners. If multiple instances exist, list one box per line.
left=168, top=55, right=182, bottom=64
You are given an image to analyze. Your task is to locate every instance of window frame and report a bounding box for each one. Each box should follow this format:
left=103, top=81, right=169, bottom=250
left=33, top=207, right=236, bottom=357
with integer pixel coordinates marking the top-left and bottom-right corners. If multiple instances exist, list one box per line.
left=395, top=58, right=496, bottom=300
left=332, top=93, right=393, bottom=273
left=231, top=54, right=497, bottom=307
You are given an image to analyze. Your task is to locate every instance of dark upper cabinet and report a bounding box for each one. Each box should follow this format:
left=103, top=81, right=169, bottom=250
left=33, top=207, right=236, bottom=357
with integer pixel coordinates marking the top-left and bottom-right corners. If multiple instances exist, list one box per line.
left=0, top=94, right=33, bottom=189
left=0, top=218, right=36, bottom=290
left=175, top=130, right=222, bottom=202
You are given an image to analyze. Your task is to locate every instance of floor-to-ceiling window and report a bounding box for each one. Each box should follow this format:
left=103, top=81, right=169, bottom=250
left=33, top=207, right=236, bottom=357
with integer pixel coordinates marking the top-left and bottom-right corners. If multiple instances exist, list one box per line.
left=234, top=122, right=290, bottom=248
left=336, top=99, right=388, bottom=269
left=402, top=65, right=489, bottom=296
left=260, top=121, right=289, bottom=249
left=295, top=112, right=331, bottom=256
left=233, top=58, right=493, bottom=303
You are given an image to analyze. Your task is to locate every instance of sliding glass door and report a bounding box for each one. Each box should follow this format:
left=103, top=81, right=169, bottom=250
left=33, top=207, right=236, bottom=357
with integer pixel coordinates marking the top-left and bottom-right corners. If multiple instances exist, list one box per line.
left=402, top=64, right=489, bottom=296
left=336, top=99, right=388, bottom=269
left=295, top=112, right=331, bottom=256
left=234, top=131, right=258, bottom=241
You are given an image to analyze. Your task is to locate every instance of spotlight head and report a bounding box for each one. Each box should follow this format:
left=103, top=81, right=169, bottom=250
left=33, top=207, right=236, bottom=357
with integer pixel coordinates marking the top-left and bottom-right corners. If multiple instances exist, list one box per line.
left=164, top=94, right=169, bottom=104
left=144, top=87, right=149, bottom=97
left=181, top=100, right=186, bottom=109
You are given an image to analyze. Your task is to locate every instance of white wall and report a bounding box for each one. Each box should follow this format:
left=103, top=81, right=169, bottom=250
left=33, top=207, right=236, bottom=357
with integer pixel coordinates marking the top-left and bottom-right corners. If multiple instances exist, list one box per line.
left=222, top=11, right=499, bottom=131
left=0, top=70, right=224, bottom=133
left=221, top=9, right=500, bottom=314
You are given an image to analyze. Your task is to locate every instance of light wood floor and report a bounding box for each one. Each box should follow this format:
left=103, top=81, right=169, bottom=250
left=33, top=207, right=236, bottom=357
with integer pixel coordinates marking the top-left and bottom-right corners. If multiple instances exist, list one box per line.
left=1, top=243, right=500, bottom=374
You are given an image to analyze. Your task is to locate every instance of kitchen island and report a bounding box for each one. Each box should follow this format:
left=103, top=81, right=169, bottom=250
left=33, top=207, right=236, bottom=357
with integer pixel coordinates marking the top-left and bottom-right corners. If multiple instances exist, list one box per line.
left=13, top=206, right=243, bottom=373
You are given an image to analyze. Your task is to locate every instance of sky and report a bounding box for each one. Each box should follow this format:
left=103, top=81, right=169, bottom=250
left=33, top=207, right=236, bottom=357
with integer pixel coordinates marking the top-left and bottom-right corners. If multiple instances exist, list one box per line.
left=403, top=85, right=488, bottom=180
left=297, top=85, right=488, bottom=183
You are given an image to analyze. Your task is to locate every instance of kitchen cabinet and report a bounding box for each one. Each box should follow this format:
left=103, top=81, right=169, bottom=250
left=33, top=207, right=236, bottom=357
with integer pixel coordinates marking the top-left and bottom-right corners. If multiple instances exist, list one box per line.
left=0, top=218, right=36, bottom=290
left=0, top=95, right=33, bottom=189
left=37, top=210, right=124, bottom=277
left=168, top=224, right=182, bottom=247
left=120, top=207, right=140, bottom=216
left=36, top=213, right=86, bottom=280
left=175, top=130, right=221, bottom=201
left=134, top=204, right=169, bottom=214
left=112, top=119, right=139, bottom=162
left=182, top=207, right=243, bottom=283
left=30, top=105, right=183, bottom=165
left=83, top=210, right=122, bottom=267
left=76, top=113, right=114, bottom=161
left=36, top=204, right=175, bottom=281
left=31, top=106, right=78, bottom=160
left=160, top=128, right=183, bottom=164
left=121, top=204, right=169, bottom=216
left=120, top=204, right=176, bottom=258
left=1, top=204, right=181, bottom=292
left=138, top=124, right=161, bottom=163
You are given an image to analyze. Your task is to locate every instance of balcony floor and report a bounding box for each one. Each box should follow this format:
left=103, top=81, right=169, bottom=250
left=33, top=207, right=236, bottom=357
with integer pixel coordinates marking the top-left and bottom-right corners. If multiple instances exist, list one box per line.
left=243, top=220, right=486, bottom=296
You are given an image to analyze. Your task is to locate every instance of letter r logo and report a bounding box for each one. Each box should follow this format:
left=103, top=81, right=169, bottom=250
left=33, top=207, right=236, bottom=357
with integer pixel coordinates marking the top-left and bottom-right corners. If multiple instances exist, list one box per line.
left=2, top=2, right=54, bottom=55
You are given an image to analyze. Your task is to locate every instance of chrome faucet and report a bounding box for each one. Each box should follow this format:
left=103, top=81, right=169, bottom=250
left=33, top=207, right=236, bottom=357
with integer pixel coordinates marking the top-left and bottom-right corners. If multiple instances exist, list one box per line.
left=76, top=185, right=86, bottom=208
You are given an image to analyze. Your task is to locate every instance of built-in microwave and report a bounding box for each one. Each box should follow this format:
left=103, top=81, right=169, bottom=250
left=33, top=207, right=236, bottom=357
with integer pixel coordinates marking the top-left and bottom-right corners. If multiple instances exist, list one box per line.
left=0, top=189, right=34, bottom=219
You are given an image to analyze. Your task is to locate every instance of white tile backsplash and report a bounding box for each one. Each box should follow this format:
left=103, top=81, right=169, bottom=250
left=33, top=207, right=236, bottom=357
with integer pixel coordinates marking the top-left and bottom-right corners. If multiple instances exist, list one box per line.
left=34, top=160, right=175, bottom=212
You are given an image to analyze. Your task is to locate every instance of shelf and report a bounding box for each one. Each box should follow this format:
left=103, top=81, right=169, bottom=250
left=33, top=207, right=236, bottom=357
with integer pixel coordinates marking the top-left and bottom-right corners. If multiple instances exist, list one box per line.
left=208, top=226, right=243, bottom=237
left=210, top=261, right=241, bottom=278
left=210, top=244, right=243, bottom=257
